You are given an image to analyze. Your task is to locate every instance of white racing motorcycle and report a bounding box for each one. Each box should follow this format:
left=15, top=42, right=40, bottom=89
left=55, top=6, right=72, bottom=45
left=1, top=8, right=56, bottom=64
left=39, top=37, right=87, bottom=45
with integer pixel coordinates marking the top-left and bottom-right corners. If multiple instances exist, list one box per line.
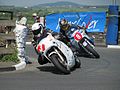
left=36, top=33, right=80, bottom=74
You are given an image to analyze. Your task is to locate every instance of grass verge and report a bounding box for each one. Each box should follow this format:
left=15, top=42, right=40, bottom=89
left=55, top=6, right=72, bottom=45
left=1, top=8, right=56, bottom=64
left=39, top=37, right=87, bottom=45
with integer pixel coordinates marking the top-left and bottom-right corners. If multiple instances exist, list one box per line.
left=0, top=48, right=18, bottom=63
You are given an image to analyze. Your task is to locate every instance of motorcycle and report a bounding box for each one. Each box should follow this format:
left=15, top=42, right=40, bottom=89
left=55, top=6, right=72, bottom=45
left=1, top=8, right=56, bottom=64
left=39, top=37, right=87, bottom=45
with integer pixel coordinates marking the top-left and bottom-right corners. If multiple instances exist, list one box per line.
left=36, top=33, right=80, bottom=74
left=66, top=28, right=100, bottom=58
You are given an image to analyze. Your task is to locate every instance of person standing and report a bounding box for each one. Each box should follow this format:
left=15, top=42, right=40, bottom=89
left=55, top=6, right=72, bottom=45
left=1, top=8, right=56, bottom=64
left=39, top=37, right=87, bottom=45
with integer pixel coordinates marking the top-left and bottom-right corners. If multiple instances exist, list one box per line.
left=13, top=12, right=31, bottom=70
left=32, top=13, right=40, bottom=23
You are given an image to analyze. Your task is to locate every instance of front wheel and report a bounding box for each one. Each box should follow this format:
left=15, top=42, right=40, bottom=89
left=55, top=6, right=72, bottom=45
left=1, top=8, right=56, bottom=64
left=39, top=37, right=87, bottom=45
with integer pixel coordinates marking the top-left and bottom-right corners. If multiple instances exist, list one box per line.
left=50, top=54, right=70, bottom=74
left=85, top=44, right=100, bottom=58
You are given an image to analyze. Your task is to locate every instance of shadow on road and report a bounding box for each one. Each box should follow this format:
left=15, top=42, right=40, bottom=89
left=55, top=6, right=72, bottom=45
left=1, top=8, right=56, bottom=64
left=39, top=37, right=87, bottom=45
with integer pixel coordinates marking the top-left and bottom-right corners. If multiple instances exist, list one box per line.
left=37, top=66, right=70, bottom=75
left=0, top=67, right=16, bottom=72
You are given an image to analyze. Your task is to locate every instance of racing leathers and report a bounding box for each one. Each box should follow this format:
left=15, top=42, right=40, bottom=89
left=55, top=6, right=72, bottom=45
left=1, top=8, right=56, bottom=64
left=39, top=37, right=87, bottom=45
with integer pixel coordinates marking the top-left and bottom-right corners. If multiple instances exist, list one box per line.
left=60, top=24, right=90, bottom=56
left=60, top=24, right=82, bottom=51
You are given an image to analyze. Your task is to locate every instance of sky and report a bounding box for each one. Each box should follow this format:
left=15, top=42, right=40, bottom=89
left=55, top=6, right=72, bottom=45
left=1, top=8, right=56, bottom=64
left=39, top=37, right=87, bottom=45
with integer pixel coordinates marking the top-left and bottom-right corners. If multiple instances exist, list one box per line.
left=0, top=0, right=120, bottom=7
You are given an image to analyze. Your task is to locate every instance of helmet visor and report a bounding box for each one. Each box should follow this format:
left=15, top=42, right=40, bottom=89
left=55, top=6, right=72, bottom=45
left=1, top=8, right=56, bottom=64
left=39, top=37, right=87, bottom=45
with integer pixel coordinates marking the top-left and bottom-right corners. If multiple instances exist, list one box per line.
left=61, top=24, right=69, bottom=31
left=32, top=28, right=41, bottom=35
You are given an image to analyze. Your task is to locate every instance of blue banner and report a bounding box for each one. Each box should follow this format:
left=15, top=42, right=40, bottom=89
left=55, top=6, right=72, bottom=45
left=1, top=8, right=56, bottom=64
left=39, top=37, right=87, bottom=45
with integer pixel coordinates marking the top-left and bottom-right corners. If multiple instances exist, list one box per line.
left=46, top=12, right=106, bottom=32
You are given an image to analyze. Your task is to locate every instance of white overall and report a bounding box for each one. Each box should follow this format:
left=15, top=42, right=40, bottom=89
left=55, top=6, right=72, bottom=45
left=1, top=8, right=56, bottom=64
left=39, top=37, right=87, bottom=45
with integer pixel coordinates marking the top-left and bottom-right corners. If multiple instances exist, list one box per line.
left=13, top=17, right=28, bottom=62
left=14, top=24, right=28, bottom=62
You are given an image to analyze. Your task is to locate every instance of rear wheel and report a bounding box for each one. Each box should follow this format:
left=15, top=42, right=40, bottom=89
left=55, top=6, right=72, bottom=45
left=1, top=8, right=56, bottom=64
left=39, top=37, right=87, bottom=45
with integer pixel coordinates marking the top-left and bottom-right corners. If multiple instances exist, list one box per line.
left=78, top=38, right=100, bottom=58
left=50, top=54, right=70, bottom=74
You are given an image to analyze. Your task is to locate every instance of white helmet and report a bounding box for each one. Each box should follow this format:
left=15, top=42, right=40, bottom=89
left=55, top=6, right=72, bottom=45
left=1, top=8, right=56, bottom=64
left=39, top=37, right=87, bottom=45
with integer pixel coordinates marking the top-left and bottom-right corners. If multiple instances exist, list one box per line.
left=32, top=23, right=44, bottom=34
left=32, top=13, right=37, bottom=17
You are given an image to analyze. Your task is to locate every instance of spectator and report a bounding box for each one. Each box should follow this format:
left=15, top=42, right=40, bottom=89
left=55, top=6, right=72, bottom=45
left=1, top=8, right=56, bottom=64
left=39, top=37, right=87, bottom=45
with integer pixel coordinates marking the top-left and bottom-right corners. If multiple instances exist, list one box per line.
left=32, top=13, right=40, bottom=23
left=13, top=12, right=31, bottom=70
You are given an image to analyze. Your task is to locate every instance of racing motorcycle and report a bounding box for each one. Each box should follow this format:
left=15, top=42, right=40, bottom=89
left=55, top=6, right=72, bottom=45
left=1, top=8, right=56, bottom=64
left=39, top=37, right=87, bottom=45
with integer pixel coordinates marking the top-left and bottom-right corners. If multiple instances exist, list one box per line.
left=36, top=33, right=80, bottom=74
left=66, top=28, right=100, bottom=58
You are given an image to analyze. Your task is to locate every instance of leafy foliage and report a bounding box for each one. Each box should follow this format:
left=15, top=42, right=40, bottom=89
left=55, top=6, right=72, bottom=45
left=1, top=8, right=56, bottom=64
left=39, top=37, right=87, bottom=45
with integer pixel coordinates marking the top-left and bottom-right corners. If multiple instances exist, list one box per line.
left=0, top=49, right=18, bottom=63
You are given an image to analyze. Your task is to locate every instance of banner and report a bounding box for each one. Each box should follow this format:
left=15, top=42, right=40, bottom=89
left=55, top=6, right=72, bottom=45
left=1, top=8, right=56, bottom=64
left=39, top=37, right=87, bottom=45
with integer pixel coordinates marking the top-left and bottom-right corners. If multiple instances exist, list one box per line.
left=46, top=12, right=106, bottom=32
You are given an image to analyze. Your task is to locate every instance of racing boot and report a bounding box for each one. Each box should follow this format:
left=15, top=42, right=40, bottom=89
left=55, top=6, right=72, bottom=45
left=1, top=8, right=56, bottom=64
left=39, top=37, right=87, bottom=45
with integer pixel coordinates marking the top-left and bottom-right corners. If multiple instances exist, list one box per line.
left=38, top=54, right=49, bottom=65
left=25, top=56, right=32, bottom=64
left=74, top=53, right=81, bottom=68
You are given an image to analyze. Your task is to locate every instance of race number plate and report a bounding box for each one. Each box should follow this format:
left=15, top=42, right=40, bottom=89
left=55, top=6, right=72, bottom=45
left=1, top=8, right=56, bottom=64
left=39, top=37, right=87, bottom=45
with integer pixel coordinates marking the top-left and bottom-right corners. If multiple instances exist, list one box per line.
left=73, top=32, right=82, bottom=41
left=83, top=41, right=87, bottom=46
left=37, top=44, right=45, bottom=52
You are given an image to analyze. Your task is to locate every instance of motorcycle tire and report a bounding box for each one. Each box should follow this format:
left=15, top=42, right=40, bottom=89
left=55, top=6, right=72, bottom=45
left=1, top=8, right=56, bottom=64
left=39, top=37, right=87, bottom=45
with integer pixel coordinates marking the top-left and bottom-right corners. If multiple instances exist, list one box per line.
left=85, top=44, right=100, bottom=58
left=50, top=54, right=70, bottom=74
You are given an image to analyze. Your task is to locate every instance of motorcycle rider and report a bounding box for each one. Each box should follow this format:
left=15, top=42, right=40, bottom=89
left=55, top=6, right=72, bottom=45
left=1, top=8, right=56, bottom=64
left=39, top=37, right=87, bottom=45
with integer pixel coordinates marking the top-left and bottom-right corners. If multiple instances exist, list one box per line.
left=31, top=22, right=53, bottom=65
left=32, top=13, right=40, bottom=23
left=59, top=19, right=88, bottom=56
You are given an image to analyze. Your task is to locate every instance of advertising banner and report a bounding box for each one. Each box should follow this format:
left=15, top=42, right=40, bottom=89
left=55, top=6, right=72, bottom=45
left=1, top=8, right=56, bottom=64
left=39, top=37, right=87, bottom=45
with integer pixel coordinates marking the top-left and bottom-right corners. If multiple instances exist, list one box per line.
left=46, top=12, right=106, bottom=32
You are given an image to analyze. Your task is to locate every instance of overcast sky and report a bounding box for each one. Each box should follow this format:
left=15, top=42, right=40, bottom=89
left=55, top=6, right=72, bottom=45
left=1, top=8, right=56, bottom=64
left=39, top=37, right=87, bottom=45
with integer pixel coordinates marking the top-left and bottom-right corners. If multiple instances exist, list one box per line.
left=0, top=0, right=120, bottom=7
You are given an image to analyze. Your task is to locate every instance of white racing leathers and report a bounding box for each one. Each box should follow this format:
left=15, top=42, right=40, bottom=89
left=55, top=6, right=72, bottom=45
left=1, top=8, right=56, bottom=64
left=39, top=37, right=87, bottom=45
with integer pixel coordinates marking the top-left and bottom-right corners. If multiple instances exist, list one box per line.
left=13, top=24, right=28, bottom=70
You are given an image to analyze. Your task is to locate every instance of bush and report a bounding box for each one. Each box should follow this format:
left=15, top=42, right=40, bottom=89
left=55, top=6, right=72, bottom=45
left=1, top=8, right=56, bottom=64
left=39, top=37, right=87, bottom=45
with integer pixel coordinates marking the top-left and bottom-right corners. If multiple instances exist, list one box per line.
left=1, top=53, right=18, bottom=63
left=0, top=49, right=18, bottom=63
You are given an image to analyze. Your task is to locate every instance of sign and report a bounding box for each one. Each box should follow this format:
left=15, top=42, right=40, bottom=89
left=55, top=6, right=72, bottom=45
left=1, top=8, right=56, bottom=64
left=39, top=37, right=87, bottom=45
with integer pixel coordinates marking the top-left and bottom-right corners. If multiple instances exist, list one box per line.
left=46, top=12, right=106, bottom=32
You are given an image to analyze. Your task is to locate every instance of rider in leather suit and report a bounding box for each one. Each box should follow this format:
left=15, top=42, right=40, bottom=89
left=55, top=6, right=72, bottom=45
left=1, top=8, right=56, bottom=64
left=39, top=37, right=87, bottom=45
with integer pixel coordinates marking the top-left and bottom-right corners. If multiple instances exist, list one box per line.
left=31, top=23, right=58, bottom=65
left=59, top=19, right=85, bottom=52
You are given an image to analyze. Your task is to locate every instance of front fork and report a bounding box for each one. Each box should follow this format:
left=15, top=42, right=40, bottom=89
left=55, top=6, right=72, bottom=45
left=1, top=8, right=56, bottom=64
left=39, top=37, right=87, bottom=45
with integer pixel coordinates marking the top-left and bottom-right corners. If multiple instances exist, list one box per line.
left=78, top=38, right=89, bottom=52
left=53, top=47, right=65, bottom=63
left=49, top=47, right=70, bottom=70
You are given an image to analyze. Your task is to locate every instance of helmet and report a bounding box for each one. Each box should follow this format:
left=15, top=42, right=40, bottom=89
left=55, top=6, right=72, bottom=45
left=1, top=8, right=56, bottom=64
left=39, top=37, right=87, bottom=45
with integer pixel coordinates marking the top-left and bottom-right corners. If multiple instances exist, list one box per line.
left=59, top=19, right=70, bottom=31
left=32, top=13, right=37, bottom=17
left=32, top=23, right=44, bottom=35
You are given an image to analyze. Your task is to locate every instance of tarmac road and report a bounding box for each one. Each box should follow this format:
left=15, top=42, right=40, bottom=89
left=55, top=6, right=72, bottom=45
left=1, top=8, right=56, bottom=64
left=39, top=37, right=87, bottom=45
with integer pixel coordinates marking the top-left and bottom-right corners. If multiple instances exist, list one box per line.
left=0, top=45, right=120, bottom=90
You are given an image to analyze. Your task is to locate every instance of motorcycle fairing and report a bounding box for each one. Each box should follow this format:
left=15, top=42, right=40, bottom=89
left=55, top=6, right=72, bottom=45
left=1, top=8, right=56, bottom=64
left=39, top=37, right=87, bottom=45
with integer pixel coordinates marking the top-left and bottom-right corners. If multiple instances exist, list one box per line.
left=36, top=34, right=75, bottom=68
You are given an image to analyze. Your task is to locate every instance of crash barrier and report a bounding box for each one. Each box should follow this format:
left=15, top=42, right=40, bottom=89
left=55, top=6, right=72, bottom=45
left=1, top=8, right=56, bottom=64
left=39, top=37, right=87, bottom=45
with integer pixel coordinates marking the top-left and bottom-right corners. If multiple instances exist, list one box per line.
left=4, top=37, right=16, bottom=48
left=0, top=20, right=16, bottom=48
left=0, top=33, right=16, bottom=48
